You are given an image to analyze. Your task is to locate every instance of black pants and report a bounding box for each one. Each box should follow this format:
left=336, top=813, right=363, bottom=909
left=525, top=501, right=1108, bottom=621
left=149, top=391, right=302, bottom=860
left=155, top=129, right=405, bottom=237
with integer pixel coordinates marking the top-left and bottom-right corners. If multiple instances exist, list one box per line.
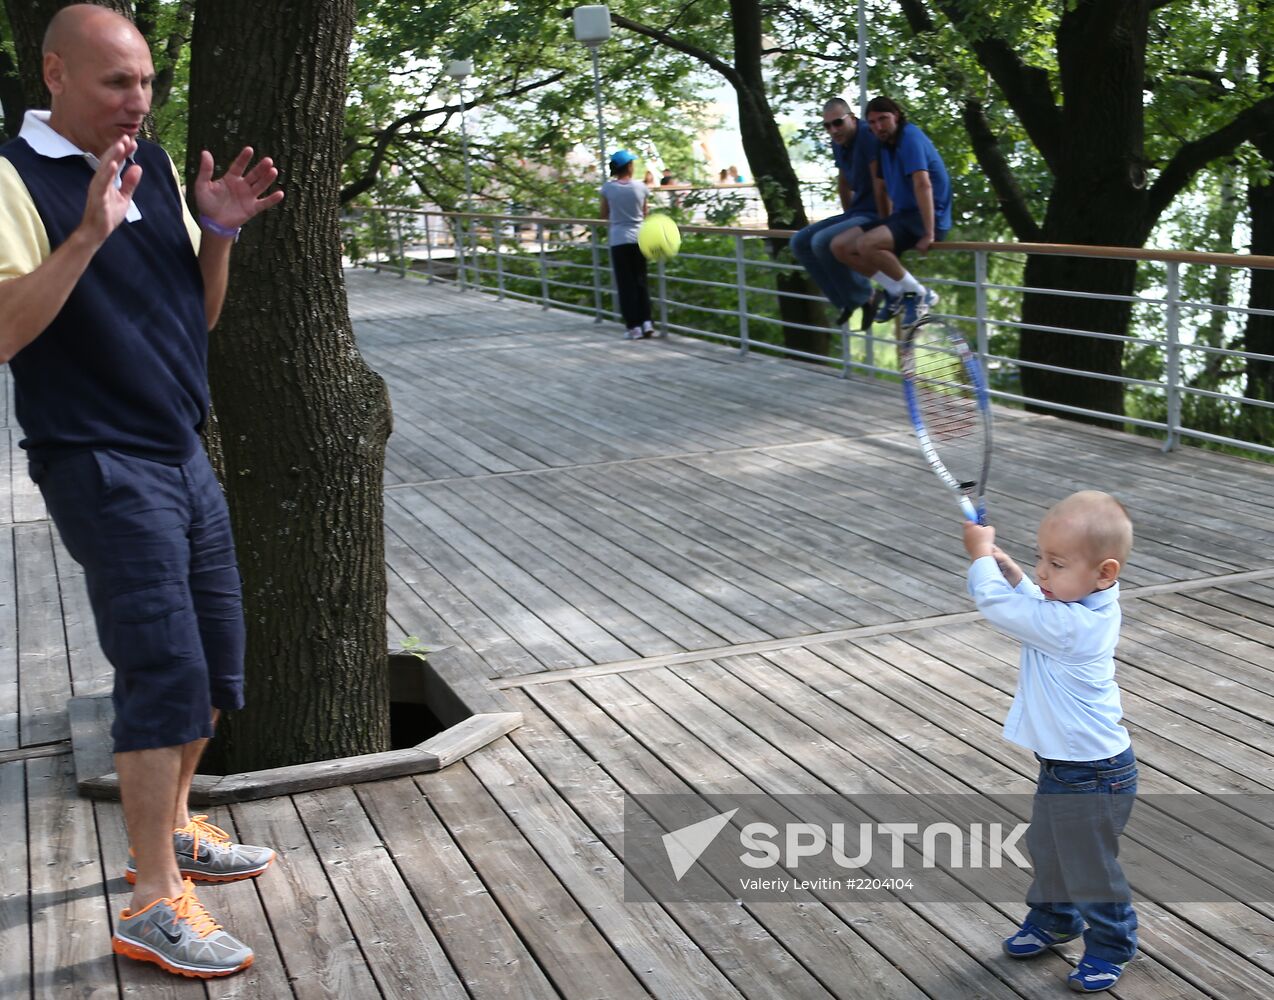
left=609, top=242, right=652, bottom=329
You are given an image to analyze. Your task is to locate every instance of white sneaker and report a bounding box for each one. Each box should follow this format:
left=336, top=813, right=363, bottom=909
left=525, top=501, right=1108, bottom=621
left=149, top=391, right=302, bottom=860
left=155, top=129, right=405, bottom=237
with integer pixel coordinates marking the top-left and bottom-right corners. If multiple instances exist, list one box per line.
left=625, top=327, right=643, bottom=340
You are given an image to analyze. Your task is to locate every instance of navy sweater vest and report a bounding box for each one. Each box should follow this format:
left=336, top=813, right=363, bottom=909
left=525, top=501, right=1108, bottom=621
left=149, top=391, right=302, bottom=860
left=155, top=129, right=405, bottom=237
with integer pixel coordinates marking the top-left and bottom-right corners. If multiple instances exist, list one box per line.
left=1, top=137, right=208, bottom=464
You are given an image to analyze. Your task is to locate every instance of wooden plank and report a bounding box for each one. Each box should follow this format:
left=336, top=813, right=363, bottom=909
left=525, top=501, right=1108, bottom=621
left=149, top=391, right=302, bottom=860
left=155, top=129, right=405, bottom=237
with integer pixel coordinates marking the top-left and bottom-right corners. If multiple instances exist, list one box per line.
left=357, top=776, right=561, bottom=1000
left=420, top=757, right=650, bottom=998
left=0, top=761, right=30, bottom=999
left=292, top=784, right=467, bottom=998
left=467, top=736, right=748, bottom=999
left=0, top=528, right=17, bottom=751
left=525, top=679, right=980, bottom=1000
left=230, top=794, right=382, bottom=997
left=26, top=752, right=118, bottom=997
left=502, top=689, right=866, bottom=1000
left=417, top=711, right=522, bottom=770
left=15, top=523, right=71, bottom=746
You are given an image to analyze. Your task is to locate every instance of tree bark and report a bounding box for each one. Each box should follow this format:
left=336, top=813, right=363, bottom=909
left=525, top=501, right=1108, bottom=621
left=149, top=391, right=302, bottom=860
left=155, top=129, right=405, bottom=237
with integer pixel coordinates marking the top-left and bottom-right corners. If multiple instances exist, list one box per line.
left=187, top=0, right=393, bottom=771
left=0, top=45, right=23, bottom=138
left=1244, top=131, right=1274, bottom=411
left=4, top=0, right=136, bottom=110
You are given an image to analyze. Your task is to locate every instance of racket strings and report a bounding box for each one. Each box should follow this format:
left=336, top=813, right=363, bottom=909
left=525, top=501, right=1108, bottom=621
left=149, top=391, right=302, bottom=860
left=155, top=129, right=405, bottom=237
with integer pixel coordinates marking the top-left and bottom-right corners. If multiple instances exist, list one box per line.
left=912, top=342, right=978, bottom=442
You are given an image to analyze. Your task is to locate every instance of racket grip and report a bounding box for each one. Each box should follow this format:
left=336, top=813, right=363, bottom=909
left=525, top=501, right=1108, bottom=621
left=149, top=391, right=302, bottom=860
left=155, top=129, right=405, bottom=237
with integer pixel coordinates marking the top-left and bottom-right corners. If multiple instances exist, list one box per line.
left=959, top=498, right=980, bottom=523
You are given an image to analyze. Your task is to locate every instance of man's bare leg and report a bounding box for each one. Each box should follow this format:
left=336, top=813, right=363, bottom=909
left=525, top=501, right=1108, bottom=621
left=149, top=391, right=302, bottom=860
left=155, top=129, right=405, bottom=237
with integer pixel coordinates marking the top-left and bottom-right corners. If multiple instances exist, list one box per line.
left=116, top=745, right=186, bottom=909
left=172, top=709, right=218, bottom=829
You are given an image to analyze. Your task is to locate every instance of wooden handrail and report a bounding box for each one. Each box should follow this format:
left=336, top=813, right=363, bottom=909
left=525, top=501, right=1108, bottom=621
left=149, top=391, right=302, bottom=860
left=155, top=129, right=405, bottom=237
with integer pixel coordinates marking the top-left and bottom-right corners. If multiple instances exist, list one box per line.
left=358, top=206, right=1274, bottom=270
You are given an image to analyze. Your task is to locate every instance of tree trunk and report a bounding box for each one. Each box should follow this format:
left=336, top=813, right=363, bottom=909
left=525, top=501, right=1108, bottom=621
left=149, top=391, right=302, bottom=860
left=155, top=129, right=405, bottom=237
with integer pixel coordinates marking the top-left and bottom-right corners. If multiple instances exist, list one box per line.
left=1017, top=0, right=1152, bottom=423
left=4, top=0, right=136, bottom=109
left=187, top=0, right=393, bottom=771
left=0, top=45, right=23, bottom=137
left=1244, top=131, right=1274, bottom=417
left=729, top=0, right=827, bottom=356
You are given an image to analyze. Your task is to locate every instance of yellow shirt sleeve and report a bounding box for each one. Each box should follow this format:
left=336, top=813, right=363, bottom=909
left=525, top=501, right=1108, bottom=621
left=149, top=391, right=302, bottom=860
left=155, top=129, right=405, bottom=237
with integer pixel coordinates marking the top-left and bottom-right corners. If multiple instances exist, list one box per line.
left=166, top=152, right=202, bottom=255
left=0, top=157, right=52, bottom=281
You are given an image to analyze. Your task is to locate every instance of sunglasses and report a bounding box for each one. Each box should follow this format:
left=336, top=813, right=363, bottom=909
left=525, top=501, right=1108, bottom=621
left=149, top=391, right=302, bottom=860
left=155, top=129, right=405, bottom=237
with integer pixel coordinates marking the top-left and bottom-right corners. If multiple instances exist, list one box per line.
left=823, top=116, right=849, bottom=130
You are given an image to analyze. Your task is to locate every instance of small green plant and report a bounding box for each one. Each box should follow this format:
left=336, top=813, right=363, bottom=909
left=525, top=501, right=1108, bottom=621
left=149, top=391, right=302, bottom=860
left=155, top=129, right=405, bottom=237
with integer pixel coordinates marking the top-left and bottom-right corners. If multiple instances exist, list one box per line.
left=397, top=635, right=440, bottom=661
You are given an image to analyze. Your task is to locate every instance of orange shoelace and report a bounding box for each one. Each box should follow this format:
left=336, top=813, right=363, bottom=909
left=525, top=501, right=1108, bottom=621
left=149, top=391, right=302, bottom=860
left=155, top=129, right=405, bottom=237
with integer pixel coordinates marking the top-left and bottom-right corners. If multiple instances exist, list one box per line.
left=172, top=881, right=222, bottom=939
left=181, top=815, right=232, bottom=857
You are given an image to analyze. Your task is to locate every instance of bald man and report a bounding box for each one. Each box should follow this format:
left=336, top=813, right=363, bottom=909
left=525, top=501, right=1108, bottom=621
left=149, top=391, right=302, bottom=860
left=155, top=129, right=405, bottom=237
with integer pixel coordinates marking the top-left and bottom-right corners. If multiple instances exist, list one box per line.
left=0, top=4, right=283, bottom=978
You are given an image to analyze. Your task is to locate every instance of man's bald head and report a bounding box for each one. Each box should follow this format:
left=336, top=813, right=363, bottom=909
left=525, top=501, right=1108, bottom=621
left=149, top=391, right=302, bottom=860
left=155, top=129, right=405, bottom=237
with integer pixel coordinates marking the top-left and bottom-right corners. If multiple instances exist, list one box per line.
left=43, top=4, right=142, bottom=57
left=42, top=3, right=153, bottom=155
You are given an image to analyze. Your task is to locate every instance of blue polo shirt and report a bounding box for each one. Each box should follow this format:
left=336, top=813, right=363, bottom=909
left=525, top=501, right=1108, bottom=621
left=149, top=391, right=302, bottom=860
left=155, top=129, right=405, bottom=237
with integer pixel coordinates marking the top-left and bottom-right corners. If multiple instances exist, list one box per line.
left=831, top=124, right=879, bottom=220
left=878, top=123, right=952, bottom=232
left=0, top=114, right=208, bottom=465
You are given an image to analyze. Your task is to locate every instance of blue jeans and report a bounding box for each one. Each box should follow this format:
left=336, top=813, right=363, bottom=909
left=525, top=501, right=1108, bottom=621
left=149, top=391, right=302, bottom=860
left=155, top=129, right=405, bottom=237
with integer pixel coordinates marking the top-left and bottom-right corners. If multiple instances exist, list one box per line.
left=1025, top=745, right=1139, bottom=963
left=790, top=212, right=874, bottom=311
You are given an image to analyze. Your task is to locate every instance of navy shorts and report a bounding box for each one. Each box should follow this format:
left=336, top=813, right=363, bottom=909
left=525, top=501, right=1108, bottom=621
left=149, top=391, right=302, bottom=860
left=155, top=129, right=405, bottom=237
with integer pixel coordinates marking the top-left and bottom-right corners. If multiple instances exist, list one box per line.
left=863, top=211, right=949, bottom=255
left=30, top=448, right=246, bottom=753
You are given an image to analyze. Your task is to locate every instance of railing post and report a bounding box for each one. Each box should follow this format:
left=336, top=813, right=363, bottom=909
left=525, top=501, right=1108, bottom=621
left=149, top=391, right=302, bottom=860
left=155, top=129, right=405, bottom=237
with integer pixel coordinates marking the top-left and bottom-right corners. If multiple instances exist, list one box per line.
left=538, top=222, right=550, bottom=310
left=591, top=226, right=605, bottom=324
left=424, top=212, right=436, bottom=283
left=495, top=217, right=507, bottom=299
left=1163, top=261, right=1182, bottom=452
left=455, top=214, right=467, bottom=291
left=371, top=209, right=382, bottom=272
left=863, top=315, right=874, bottom=375
left=975, top=251, right=989, bottom=361
left=657, top=258, right=668, bottom=335
left=394, top=210, right=407, bottom=278
left=735, top=235, right=749, bottom=357
left=840, top=323, right=852, bottom=378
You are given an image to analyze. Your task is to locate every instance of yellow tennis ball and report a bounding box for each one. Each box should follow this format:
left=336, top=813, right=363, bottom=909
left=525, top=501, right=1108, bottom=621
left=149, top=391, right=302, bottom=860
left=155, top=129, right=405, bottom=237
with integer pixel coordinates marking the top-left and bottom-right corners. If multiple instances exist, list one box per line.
left=637, top=213, right=682, bottom=262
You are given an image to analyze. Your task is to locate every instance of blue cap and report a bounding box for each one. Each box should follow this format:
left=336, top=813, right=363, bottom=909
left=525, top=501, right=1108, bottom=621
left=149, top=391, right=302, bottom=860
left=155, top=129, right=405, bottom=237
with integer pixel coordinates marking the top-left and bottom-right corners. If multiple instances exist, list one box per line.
left=609, top=149, right=637, bottom=168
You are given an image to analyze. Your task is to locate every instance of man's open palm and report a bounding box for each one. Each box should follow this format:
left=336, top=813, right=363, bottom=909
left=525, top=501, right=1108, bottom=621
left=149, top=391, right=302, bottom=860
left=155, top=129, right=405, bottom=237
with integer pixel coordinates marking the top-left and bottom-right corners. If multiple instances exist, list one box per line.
left=195, top=147, right=284, bottom=230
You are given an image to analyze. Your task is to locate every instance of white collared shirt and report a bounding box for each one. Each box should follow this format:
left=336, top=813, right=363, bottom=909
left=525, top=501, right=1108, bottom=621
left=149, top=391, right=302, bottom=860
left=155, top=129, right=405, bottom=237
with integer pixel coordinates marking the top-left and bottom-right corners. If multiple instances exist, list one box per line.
left=21, top=110, right=143, bottom=223
left=967, top=556, right=1131, bottom=761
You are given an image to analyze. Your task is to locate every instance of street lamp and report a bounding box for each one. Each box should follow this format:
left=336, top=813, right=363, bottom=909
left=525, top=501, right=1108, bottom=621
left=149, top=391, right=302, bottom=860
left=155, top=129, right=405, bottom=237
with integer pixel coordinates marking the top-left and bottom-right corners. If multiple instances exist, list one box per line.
left=446, top=58, right=474, bottom=287
left=573, top=5, right=611, bottom=181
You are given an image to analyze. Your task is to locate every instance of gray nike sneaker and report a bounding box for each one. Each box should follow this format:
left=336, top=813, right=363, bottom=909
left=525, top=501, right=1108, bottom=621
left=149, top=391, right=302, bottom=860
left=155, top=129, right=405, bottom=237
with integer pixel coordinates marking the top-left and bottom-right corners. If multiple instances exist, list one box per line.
left=126, top=815, right=275, bottom=884
left=113, top=879, right=253, bottom=978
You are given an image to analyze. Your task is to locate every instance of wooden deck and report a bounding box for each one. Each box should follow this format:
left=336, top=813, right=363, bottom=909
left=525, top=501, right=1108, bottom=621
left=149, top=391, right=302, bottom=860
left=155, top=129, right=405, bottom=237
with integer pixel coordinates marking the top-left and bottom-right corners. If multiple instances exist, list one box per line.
left=3, top=266, right=1274, bottom=999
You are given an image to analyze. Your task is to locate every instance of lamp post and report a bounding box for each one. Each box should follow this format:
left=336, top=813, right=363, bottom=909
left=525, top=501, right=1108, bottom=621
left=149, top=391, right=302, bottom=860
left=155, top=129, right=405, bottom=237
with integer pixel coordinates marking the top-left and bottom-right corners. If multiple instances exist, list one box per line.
left=856, top=0, right=868, bottom=114
left=446, top=58, right=474, bottom=287
left=573, top=6, right=611, bottom=181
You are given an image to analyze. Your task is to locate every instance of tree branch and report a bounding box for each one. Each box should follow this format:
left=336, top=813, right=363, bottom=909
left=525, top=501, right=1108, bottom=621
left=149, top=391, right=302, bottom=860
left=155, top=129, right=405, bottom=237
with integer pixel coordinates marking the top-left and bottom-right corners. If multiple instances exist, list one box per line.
left=604, top=12, right=745, bottom=88
left=340, top=69, right=567, bottom=203
left=961, top=99, right=1043, bottom=241
left=1147, top=92, right=1274, bottom=223
left=931, top=0, right=1064, bottom=172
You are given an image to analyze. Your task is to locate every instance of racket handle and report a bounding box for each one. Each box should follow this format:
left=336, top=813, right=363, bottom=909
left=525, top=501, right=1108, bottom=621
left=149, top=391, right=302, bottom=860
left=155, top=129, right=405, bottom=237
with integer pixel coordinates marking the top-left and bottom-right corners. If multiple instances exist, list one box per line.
left=959, top=498, right=980, bottom=522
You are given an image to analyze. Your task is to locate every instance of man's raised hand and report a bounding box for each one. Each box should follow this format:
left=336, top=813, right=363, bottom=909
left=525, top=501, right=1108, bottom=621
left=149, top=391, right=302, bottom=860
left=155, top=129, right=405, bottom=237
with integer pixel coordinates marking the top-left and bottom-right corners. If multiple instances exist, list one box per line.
left=80, top=136, right=141, bottom=247
left=194, top=147, right=284, bottom=235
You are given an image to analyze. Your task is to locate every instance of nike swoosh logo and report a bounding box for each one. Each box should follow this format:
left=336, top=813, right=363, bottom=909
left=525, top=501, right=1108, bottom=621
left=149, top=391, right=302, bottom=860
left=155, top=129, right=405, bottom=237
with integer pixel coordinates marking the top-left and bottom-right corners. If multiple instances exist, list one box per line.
left=153, top=920, right=183, bottom=945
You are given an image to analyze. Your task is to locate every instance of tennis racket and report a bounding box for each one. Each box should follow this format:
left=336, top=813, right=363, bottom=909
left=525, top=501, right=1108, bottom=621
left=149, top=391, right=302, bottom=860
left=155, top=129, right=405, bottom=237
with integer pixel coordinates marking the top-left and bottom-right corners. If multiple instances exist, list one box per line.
left=899, top=317, right=992, bottom=523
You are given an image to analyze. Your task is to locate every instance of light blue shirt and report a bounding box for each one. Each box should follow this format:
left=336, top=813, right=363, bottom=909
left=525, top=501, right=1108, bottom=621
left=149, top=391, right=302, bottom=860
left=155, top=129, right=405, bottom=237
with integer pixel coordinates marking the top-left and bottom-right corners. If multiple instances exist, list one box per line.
left=967, top=556, right=1131, bottom=762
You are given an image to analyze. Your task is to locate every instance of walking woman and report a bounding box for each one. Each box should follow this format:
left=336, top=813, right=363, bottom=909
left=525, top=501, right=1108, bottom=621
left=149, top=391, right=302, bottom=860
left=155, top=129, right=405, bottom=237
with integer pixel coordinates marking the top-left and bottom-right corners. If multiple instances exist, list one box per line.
left=600, top=149, right=654, bottom=340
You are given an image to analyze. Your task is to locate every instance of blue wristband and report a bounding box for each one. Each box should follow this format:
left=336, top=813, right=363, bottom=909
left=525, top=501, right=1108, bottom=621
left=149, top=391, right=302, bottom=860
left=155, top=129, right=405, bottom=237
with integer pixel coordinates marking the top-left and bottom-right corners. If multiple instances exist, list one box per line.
left=199, top=214, right=241, bottom=241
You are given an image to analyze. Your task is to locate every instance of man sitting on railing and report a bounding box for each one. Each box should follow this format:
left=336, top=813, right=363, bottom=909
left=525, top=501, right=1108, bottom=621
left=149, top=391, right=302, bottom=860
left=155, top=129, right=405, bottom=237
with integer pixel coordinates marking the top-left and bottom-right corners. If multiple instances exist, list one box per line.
left=831, top=95, right=952, bottom=328
left=790, top=98, right=880, bottom=329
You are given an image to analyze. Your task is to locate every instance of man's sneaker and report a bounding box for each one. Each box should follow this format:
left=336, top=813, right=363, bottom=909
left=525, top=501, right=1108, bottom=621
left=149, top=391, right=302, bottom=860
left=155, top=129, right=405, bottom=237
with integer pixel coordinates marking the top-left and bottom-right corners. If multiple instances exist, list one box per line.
left=1003, top=920, right=1082, bottom=958
left=113, top=879, right=253, bottom=978
left=625, top=327, right=643, bottom=340
left=127, top=815, right=275, bottom=885
left=859, top=289, right=881, bottom=330
left=901, top=288, right=939, bottom=326
left=1067, top=955, right=1128, bottom=993
left=641, top=321, right=655, bottom=338
left=873, top=290, right=904, bottom=323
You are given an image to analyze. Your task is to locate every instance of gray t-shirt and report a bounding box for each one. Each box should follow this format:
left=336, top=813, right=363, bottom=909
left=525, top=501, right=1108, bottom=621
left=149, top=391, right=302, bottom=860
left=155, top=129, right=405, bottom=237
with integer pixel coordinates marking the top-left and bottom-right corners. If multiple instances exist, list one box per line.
left=602, top=179, right=647, bottom=247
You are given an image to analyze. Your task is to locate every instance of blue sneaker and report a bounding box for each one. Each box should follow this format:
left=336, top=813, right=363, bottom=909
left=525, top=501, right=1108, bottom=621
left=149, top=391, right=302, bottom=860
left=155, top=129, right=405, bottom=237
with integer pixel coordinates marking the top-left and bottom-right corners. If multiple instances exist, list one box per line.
left=1003, top=920, right=1082, bottom=958
left=901, top=288, right=939, bottom=326
left=874, top=291, right=904, bottom=323
left=1067, top=955, right=1127, bottom=993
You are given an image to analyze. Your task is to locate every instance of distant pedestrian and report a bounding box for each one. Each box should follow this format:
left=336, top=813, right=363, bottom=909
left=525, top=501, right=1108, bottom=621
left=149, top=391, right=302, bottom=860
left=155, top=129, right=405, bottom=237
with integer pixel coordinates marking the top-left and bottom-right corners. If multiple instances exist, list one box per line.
left=790, top=97, right=880, bottom=328
left=600, top=150, right=654, bottom=339
left=832, top=95, right=952, bottom=327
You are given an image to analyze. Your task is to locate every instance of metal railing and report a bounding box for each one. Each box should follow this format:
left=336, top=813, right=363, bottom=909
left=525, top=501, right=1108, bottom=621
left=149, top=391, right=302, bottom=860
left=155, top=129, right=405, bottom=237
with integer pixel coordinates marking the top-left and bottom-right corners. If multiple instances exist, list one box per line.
left=344, top=206, right=1274, bottom=459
